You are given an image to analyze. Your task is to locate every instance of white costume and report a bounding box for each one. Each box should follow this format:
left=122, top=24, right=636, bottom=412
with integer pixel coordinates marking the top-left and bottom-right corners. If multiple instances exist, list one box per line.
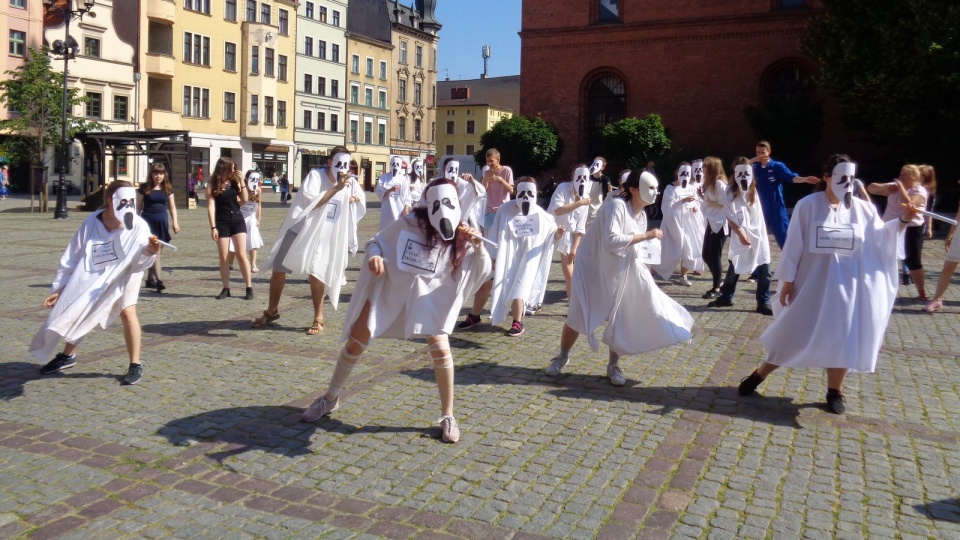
left=654, top=165, right=705, bottom=278
left=586, top=158, right=606, bottom=226
left=566, top=194, right=693, bottom=355
left=727, top=165, right=771, bottom=274
left=701, top=181, right=730, bottom=235
left=341, top=184, right=492, bottom=342
left=230, top=173, right=263, bottom=253
left=760, top=163, right=901, bottom=372
left=29, top=192, right=156, bottom=361
left=346, top=176, right=367, bottom=255
left=548, top=168, right=590, bottom=255
left=409, top=158, right=426, bottom=205
left=486, top=181, right=558, bottom=325
left=376, top=156, right=412, bottom=232
left=427, top=160, right=486, bottom=229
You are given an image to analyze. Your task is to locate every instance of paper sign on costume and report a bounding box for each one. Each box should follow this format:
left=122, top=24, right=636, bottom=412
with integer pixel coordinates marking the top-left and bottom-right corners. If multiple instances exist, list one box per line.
left=326, top=199, right=340, bottom=222
left=809, top=223, right=860, bottom=255
left=90, top=240, right=120, bottom=271
left=675, top=186, right=694, bottom=200
left=638, top=238, right=661, bottom=265
left=397, top=230, right=442, bottom=274
left=509, top=214, right=540, bottom=237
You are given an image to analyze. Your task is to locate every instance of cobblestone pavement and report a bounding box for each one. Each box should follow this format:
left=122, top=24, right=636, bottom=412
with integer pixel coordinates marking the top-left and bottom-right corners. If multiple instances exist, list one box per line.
left=1, top=193, right=959, bottom=539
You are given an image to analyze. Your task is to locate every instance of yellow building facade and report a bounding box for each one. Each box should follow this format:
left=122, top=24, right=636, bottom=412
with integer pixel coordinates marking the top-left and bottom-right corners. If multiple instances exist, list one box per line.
left=436, top=100, right=513, bottom=159
left=345, top=33, right=392, bottom=191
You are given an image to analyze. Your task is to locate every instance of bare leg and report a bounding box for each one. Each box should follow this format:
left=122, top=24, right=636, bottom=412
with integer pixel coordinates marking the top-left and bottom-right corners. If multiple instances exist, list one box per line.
left=308, top=275, right=326, bottom=328
left=560, top=253, right=574, bottom=298
left=63, top=342, right=79, bottom=356
left=470, top=280, right=493, bottom=316
left=910, top=267, right=926, bottom=296
left=933, top=261, right=958, bottom=301
left=511, top=298, right=524, bottom=323
left=429, top=335, right=455, bottom=417
left=231, top=233, right=252, bottom=287
left=250, top=249, right=258, bottom=270
left=756, top=362, right=779, bottom=378
left=216, top=237, right=232, bottom=289
left=560, top=323, right=579, bottom=351
left=266, top=271, right=286, bottom=314
left=153, top=254, right=163, bottom=282
left=826, top=368, right=848, bottom=391
left=119, top=305, right=142, bottom=365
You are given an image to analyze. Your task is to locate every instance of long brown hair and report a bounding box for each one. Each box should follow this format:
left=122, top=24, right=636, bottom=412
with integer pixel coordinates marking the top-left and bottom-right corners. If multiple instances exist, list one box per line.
left=209, top=157, right=240, bottom=197
left=919, top=164, right=937, bottom=196
left=143, top=162, right=173, bottom=195
left=702, top=156, right=727, bottom=194
left=412, top=179, right=470, bottom=275
left=729, top=157, right=757, bottom=205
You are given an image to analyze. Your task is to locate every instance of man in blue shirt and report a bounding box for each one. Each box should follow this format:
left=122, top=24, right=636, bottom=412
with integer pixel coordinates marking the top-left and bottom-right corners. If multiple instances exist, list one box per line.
left=751, top=141, right=819, bottom=248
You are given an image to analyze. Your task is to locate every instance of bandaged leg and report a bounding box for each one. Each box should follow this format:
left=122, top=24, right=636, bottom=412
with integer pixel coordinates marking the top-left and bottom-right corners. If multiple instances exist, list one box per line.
left=325, top=337, right=367, bottom=399
left=428, top=335, right=454, bottom=416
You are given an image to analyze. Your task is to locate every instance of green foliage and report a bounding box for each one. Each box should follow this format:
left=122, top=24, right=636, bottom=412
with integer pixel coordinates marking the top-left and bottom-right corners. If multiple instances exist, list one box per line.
left=803, top=0, right=960, bottom=157
left=474, top=115, right=564, bottom=176
left=0, top=47, right=104, bottom=167
left=601, top=115, right=671, bottom=169
left=745, top=96, right=823, bottom=165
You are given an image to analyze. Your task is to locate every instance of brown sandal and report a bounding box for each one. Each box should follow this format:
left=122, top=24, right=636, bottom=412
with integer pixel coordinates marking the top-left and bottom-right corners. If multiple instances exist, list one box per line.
left=306, top=318, right=325, bottom=335
left=252, top=310, right=280, bottom=328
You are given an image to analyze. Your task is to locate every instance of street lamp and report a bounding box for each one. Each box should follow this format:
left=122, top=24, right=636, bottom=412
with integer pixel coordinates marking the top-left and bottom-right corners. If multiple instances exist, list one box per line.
left=43, top=0, right=96, bottom=219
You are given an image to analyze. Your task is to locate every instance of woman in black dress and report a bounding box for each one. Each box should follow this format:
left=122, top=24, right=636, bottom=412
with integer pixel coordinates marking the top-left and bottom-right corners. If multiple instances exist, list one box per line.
left=206, top=157, right=253, bottom=299
left=138, top=163, right=180, bottom=292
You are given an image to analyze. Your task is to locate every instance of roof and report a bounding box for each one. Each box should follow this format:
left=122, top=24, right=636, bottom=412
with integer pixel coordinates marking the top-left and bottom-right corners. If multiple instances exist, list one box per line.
left=438, top=76, right=520, bottom=112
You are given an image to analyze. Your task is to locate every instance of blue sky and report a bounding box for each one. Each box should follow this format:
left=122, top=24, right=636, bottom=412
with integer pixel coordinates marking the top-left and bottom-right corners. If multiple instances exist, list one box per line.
left=435, top=1, right=522, bottom=80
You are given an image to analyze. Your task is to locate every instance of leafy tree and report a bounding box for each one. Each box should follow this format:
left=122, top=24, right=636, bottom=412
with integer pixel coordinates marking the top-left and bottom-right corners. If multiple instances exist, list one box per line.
left=803, top=0, right=960, bottom=159
left=474, top=115, right=564, bottom=176
left=745, top=97, right=823, bottom=167
left=602, top=115, right=671, bottom=169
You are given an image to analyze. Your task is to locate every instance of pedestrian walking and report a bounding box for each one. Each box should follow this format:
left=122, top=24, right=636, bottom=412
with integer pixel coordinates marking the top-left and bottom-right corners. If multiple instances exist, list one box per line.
left=138, top=163, right=180, bottom=293
left=207, top=157, right=253, bottom=300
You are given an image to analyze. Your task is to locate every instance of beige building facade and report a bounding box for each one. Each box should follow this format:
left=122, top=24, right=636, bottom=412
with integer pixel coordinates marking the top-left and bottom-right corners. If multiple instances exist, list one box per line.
left=345, top=32, right=391, bottom=191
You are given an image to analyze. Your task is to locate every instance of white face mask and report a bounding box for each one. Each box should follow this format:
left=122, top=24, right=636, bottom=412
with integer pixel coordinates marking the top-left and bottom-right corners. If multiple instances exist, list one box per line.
left=677, top=165, right=692, bottom=189
left=411, top=158, right=425, bottom=179
left=331, top=152, right=351, bottom=177
left=831, top=162, right=856, bottom=209
left=589, top=159, right=605, bottom=177
left=426, top=182, right=462, bottom=241
left=619, top=170, right=631, bottom=187
left=390, top=156, right=405, bottom=176
left=113, top=186, right=138, bottom=230
left=638, top=172, right=658, bottom=205
left=734, top=164, right=754, bottom=193
left=691, top=160, right=704, bottom=185
left=247, top=172, right=261, bottom=193
left=444, top=160, right=460, bottom=181
left=574, top=166, right=590, bottom=197
left=516, top=181, right=537, bottom=216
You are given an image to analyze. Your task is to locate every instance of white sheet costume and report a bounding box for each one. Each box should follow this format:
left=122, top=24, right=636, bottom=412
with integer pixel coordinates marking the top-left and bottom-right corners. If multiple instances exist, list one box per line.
left=727, top=165, right=771, bottom=274
left=760, top=164, right=901, bottom=372
left=486, top=181, right=558, bottom=325
left=345, top=176, right=367, bottom=255
left=566, top=196, right=694, bottom=355
left=427, top=160, right=486, bottom=229
left=654, top=165, right=705, bottom=278
left=29, top=192, right=156, bottom=361
left=548, top=168, right=590, bottom=255
left=230, top=173, right=263, bottom=253
left=376, top=156, right=412, bottom=232
left=409, top=158, right=426, bottom=205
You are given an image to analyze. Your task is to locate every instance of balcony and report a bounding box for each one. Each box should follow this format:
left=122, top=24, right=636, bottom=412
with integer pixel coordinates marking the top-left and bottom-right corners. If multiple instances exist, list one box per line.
left=244, top=122, right=277, bottom=140
left=144, top=53, right=175, bottom=78
left=146, top=0, right=176, bottom=24
left=144, top=109, right=182, bottom=130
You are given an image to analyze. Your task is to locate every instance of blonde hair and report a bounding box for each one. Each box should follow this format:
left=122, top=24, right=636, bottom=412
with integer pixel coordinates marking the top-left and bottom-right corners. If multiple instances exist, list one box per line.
left=485, top=148, right=500, bottom=160
left=702, top=156, right=727, bottom=193
left=901, top=164, right=921, bottom=186
left=919, top=164, right=936, bottom=195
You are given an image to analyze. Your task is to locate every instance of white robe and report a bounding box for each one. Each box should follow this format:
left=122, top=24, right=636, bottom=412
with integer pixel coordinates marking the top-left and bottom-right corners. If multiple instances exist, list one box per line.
left=654, top=184, right=705, bottom=278
left=229, top=200, right=263, bottom=252
left=566, top=198, right=694, bottom=355
left=29, top=211, right=156, bottom=361
left=701, top=182, right=730, bottom=235
left=486, top=201, right=558, bottom=326
left=760, top=193, right=900, bottom=371
left=376, top=172, right=411, bottom=232
left=548, top=181, right=588, bottom=255
left=414, top=177, right=486, bottom=230
left=727, top=192, right=771, bottom=274
left=340, top=214, right=492, bottom=342
left=346, top=178, right=367, bottom=255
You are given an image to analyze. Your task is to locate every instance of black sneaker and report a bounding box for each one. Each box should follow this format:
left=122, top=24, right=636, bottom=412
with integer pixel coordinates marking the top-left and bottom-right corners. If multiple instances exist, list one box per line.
left=456, top=313, right=481, bottom=330
left=707, top=297, right=734, bottom=308
left=215, top=288, right=231, bottom=299
left=702, top=289, right=720, bottom=299
left=244, top=287, right=254, bottom=300
left=507, top=320, right=524, bottom=337
left=826, top=390, right=845, bottom=414
left=738, top=370, right=764, bottom=396
left=901, top=273, right=912, bottom=286
left=123, top=364, right=143, bottom=385
left=40, top=353, right=77, bottom=375
left=755, top=304, right=773, bottom=316
left=145, top=278, right=157, bottom=288
left=155, top=280, right=166, bottom=293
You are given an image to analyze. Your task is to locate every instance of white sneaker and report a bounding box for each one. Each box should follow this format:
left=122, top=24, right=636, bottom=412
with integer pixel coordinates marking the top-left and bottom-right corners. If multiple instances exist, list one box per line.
left=607, top=365, right=626, bottom=386
left=301, top=395, right=339, bottom=422
left=439, top=415, right=460, bottom=443
left=679, top=276, right=692, bottom=287
left=545, top=355, right=568, bottom=376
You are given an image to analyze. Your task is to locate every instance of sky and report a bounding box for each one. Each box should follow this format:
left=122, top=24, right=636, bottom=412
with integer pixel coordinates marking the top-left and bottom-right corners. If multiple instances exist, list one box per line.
left=434, top=1, right=522, bottom=81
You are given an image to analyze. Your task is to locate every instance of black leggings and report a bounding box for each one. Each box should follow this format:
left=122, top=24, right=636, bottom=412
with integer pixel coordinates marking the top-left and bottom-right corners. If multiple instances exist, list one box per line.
left=903, top=226, right=924, bottom=271
left=702, top=227, right=728, bottom=289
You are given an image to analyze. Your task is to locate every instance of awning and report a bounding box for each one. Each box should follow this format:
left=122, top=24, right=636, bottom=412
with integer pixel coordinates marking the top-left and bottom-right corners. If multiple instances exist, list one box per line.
left=264, top=144, right=289, bottom=153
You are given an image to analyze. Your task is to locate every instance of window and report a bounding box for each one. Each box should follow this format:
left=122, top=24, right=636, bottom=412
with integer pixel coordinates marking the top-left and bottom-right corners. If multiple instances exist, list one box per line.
left=597, top=0, right=619, bottom=22
left=265, top=96, right=274, bottom=124
left=260, top=2, right=271, bottom=25
left=303, top=110, right=312, bottom=130
left=378, top=89, right=387, bottom=109
left=364, top=120, right=372, bottom=144
left=466, top=144, right=475, bottom=155
left=224, top=92, right=236, bottom=121
left=278, top=55, right=287, bottom=81
left=10, top=0, right=25, bottom=7
left=185, top=0, right=211, bottom=15
left=265, top=47, right=274, bottom=77
left=399, top=79, right=406, bottom=102
left=364, top=88, right=373, bottom=107
left=330, top=113, right=338, bottom=132
left=224, top=42, right=236, bottom=71
left=330, top=80, right=338, bottom=98
left=250, top=94, right=259, bottom=123
left=399, top=41, right=407, bottom=64
left=182, top=87, right=210, bottom=118
left=85, top=91, right=102, bottom=118
left=414, top=82, right=422, bottom=105
left=350, top=84, right=359, bottom=105
left=378, top=123, right=386, bottom=145
left=8, top=30, right=25, bottom=57
left=225, top=0, right=237, bottom=21
left=583, top=74, right=626, bottom=160
left=351, top=54, right=360, bottom=74
left=446, top=121, right=454, bottom=135
left=304, top=37, right=313, bottom=56
left=183, top=33, right=211, bottom=66
left=317, top=112, right=325, bottom=130
left=251, top=45, right=259, bottom=74
left=415, top=45, right=422, bottom=68
left=304, top=75, right=312, bottom=94
left=431, top=84, right=436, bottom=107
left=761, top=63, right=815, bottom=105
left=332, top=44, right=339, bottom=63
left=305, top=2, right=313, bottom=19
left=379, top=60, right=387, bottom=80
left=318, top=40, right=326, bottom=60
left=279, top=9, right=289, bottom=34
left=117, top=156, right=128, bottom=176
left=414, top=119, right=421, bottom=142
left=466, top=120, right=475, bottom=134
left=319, top=5, right=327, bottom=23
left=398, top=116, right=406, bottom=140
left=445, top=145, right=454, bottom=156
left=84, top=37, right=100, bottom=58
left=349, top=119, right=358, bottom=143
left=366, top=58, right=373, bottom=77
left=277, top=100, right=286, bottom=127
left=113, top=96, right=128, bottom=121
left=318, top=76, right=326, bottom=95
left=246, top=0, right=256, bottom=21
left=332, top=10, right=340, bottom=26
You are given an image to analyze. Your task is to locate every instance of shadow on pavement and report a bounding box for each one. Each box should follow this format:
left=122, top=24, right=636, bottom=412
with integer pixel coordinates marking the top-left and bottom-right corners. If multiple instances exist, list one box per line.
left=141, top=320, right=243, bottom=337
left=915, top=498, right=960, bottom=522
left=0, top=362, right=122, bottom=400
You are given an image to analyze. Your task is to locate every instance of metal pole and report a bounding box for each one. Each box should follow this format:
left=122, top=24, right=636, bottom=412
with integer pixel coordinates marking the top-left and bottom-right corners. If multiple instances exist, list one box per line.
left=53, top=8, right=71, bottom=219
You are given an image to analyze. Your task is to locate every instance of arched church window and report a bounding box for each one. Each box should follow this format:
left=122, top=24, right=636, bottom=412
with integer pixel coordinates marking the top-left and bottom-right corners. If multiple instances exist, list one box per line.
left=583, top=74, right=626, bottom=160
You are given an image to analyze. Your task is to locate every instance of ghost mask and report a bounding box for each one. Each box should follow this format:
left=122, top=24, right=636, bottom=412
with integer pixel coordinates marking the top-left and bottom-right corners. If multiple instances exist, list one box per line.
left=691, top=160, right=704, bottom=185
left=574, top=166, right=590, bottom=198
left=516, top=181, right=537, bottom=216
left=113, top=186, right=138, bottom=230
left=331, top=152, right=352, bottom=179
left=411, top=158, right=425, bottom=180
left=426, top=182, right=461, bottom=241
left=589, top=159, right=605, bottom=177
left=444, top=160, right=460, bottom=181
left=247, top=172, right=262, bottom=193
left=677, top=165, right=692, bottom=189
left=831, top=162, right=857, bottom=210
left=734, top=164, right=754, bottom=193
left=638, top=172, right=658, bottom=205
left=390, top=156, right=405, bottom=177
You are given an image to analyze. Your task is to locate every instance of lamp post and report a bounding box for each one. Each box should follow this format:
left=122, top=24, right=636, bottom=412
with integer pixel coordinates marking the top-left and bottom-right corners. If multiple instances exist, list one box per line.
left=43, top=0, right=96, bottom=219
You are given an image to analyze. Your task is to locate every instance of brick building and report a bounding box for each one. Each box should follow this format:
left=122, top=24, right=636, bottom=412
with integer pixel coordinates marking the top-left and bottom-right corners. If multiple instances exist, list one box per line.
left=520, top=0, right=861, bottom=179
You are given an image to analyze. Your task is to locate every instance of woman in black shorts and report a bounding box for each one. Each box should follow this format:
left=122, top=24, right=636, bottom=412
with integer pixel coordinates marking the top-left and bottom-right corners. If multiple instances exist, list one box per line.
left=207, top=157, right=253, bottom=299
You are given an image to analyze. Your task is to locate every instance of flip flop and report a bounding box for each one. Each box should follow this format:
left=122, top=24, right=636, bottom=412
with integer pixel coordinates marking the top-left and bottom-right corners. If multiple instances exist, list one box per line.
left=306, top=318, right=326, bottom=335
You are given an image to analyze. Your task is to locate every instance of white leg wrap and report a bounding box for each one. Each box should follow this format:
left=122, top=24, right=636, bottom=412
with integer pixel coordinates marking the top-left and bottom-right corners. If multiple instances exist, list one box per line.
left=429, top=337, right=453, bottom=369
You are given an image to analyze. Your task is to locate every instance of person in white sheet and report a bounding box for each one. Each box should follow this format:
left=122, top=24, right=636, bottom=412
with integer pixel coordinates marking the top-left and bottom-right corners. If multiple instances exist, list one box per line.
left=227, top=170, right=265, bottom=273
left=688, top=159, right=708, bottom=275
left=739, top=156, right=916, bottom=414
left=486, top=177, right=562, bottom=337
left=376, top=156, right=412, bottom=231
left=31, top=181, right=161, bottom=385
left=545, top=171, right=694, bottom=386
left=301, top=179, right=492, bottom=444
left=252, top=146, right=364, bottom=335
left=609, top=169, right=628, bottom=198
left=548, top=165, right=591, bottom=299
left=707, top=157, right=773, bottom=315
left=586, top=156, right=610, bottom=227
left=408, top=157, right=426, bottom=205
left=437, top=158, right=486, bottom=229
left=654, top=163, right=705, bottom=286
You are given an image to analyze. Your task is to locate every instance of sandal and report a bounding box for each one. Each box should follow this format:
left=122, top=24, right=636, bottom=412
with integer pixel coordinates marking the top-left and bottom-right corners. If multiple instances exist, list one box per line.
left=251, top=310, right=280, bottom=328
left=306, top=318, right=326, bottom=335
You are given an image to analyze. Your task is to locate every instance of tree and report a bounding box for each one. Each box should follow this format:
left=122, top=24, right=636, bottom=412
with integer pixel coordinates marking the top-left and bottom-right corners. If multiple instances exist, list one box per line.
left=602, top=115, right=671, bottom=169
left=474, top=115, right=564, bottom=176
left=803, top=0, right=960, bottom=159
left=745, top=96, right=823, bottom=167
